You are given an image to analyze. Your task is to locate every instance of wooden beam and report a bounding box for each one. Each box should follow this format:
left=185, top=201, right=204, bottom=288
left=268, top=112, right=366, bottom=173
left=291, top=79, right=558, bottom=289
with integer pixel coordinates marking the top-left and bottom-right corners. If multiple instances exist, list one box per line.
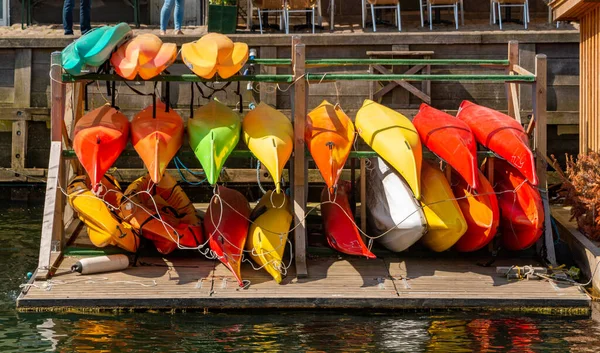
left=533, top=53, right=557, bottom=267
left=13, top=49, right=32, bottom=108
left=259, top=47, right=277, bottom=107
left=360, top=159, right=367, bottom=235
left=372, top=64, right=431, bottom=104
left=50, top=52, right=65, bottom=142
left=513, top=64, right=534, bottom=77
left=11, top=121, right=28, bottom=171
left=36, top=141, right=64, bottom=280
left=292, top=36, right=308, bottom=278
left=507, top=41, right=521, bottom=123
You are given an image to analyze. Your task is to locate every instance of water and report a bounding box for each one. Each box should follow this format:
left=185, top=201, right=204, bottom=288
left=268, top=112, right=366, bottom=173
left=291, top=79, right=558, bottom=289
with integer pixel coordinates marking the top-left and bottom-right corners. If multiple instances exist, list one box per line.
left=1, top=204, right=600, bottom=352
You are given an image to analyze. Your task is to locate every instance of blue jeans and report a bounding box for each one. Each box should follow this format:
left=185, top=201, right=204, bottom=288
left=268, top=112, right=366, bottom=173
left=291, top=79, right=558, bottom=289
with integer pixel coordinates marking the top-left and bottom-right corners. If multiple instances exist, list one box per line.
left=63, top=0, right=91, bottom=35
left=160, top=0, right=185, bottom=31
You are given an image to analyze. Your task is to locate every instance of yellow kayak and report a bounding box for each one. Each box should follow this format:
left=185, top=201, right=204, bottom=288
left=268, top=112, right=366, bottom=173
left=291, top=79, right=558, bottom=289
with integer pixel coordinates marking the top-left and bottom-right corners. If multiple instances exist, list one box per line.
left=181, top=33, right=249, bottom=79
left=419, top=161, right=468, bottom=252
left=246, top=191, right=292, bottom=283
left=67, top=175, right=139, bottom=252
left=243, top=102, right=294, bottom=194
left=356, top=99, right=422, bottom=199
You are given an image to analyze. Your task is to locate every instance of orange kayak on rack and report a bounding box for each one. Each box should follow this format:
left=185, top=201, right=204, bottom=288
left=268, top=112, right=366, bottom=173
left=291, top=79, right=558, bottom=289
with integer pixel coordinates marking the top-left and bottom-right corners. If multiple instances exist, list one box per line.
left=131, top=102, right=184, bottom=184
left=492, top=159, right=544, bottom=251
left=73, top=105, right=130, bottom=190
left=452, top=170, right=500, bottom=252
left=110, top=33, right=177, bottom=80
left=204, top=186, right=251, bottom=287
left=306, top=101, right=355, bottom=191
left=320, top=181, right=375, bottom=258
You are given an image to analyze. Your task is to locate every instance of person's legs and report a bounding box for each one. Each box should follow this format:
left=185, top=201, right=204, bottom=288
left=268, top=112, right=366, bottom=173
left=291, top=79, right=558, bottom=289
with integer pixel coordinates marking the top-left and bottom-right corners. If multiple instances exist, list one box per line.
left=63, top=0, right=74, bottom=35
left=80, top=0, right=92, bottom=34
left=160, top=0, right=175, bottom=32
left=174, top=0, right=185, bottom=31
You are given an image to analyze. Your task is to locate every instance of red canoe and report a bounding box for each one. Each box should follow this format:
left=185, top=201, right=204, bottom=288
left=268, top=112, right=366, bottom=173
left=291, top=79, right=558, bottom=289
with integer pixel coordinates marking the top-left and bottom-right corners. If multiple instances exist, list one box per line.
left=204, top=186, right=251, bottom=287
left=492, top=159, right=544, bottom=250
left=320, top=181, right=376, bottom=258
left=413, top=103, right=479, bottom=190
left=452, top=170, right=500, bottom=252
left=73, top=105, right=130, bottom=191
left=456, top=100, right=538, bottom=186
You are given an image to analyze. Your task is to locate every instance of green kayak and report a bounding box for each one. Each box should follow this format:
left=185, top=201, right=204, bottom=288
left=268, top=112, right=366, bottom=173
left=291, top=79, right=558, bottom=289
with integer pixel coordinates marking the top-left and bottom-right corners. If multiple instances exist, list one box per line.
left=188, top=100, right=241, bottom=185
left=62, top=23, right=133, bottom=76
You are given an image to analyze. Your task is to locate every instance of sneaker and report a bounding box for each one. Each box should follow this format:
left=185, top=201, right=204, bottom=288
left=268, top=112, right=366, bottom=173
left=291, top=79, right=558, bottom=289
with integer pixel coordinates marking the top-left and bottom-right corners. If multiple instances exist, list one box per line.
left=175, top=30, right=184, bottom=35
left=64, top=31, right=74, bottom=35
left=159, top=30, right=166, bottom=36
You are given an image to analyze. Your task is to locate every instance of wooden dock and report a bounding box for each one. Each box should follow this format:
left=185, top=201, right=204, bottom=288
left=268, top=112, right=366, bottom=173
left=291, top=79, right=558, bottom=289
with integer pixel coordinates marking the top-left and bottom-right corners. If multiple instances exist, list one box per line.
left=17, top=250, right=590, bottom=313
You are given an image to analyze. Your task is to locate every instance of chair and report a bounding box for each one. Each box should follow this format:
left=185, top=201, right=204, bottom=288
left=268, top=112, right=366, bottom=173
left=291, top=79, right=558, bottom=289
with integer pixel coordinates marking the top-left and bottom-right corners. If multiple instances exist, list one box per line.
left=427, top=0, right=460, bottom=30
left=365, top=0, right=402, bottom=32
left=491, top=0, right=529, bottom=30
left=252, top=0, right=287, bottom=34
left=285, top=0, right=320, bottom=34
left=419, top=0, right=462, bottom=28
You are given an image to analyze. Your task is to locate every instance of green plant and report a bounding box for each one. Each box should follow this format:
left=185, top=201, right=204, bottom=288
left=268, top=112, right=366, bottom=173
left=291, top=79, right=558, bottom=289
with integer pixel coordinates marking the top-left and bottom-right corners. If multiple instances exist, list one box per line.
left=209, top=0, right=237, bottom=5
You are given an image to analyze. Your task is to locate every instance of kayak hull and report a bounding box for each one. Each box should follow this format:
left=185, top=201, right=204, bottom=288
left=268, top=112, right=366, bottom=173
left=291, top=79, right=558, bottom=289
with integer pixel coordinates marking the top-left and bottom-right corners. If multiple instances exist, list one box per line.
left=420, top=161, right=468, bottom=252
left=306, top=100, right=355, bottom=191
left=320, top=181, right=376, bottom=258
left=111, top=33, right=177, bottom=80
left=182, top=33, right=249, bottom=79
left=356, top=99, right=422, bottom=199
left=413, top=103, right=479, bottom=190
left=205, top=186, right=251, bottom=287
left=366, top=158, right=426, bottom=252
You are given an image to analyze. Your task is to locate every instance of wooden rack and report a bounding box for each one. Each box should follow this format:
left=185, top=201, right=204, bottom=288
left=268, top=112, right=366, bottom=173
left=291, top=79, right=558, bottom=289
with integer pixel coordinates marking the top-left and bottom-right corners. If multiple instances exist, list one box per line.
left=34, top=38, right=552, bottom=281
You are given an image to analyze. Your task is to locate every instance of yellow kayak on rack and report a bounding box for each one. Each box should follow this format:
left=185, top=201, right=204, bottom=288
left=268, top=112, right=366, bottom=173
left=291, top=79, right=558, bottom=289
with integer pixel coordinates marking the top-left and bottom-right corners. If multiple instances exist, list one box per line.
left=67, top=175, right=139, bottom=253
left=419, top=161, right=468, bottom=252
left=243, top=102, right=294, bottom=194
left=355, top=99, right=422, bottom=199
left=246, top=191, right=292, bottom=283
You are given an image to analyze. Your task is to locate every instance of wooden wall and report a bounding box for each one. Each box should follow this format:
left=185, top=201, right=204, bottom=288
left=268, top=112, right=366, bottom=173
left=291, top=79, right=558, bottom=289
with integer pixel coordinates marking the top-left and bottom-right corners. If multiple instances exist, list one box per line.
left=580, top=7, right=600, bottom=154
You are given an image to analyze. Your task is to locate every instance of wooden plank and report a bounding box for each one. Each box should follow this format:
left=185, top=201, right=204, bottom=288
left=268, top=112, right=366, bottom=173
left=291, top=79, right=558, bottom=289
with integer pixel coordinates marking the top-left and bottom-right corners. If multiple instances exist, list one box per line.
left=292, top=37, right=308, bottom=278
left=533, top=53, right=557, bottom=267
left=366, top=51, right=436, bottom=56
left=372, top=64, right=431, bottom=104
left=513, top=64, right=534, bottom=77
left=259, top=47, right=277, bottom=107
left=50, top=52, right=65, bottom=142
left=13, top=49, right=32, bottom=108
left=506, top=41, right=521, bottom=123
left=11, top=121, right=28, bottom=171
left=360, top=158, right=367, bottom=235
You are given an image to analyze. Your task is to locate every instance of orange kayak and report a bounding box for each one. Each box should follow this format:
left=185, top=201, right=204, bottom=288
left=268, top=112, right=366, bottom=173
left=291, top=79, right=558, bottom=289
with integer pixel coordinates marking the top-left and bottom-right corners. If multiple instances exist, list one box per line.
left=131, top=102, right=184, bottom=184
left=320, top=181, right=375, bottom=258
left=306, top=101, right=355, bottom=191
left=73, top=105, right=130, bottom=191
left=110, top=33, right=177, bottom=80
left=452, top=170, right=500, bottom=252
left=492, top=159, right=544, bottom=251
left=204, top=186, right=251, bottom=287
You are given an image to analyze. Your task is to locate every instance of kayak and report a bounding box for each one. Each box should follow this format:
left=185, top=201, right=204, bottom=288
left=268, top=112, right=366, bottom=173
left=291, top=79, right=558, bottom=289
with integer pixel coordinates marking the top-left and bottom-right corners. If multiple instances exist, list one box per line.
left=320, top=180, right=376, bottom=258
left=306, top=101, right=355, bottom=191
left=188, top=100, right=241, bottom=185
left=246, top=190, right=292, bottom=283
left=73, top=105, right=130, bottom=191
left=205, top=186, right=251, bottom=287
left=492, top=159, right=544, bottom=250
left=62, top=23, right=133, bottom=76
left=452, top=170, right=500, bottom=252
left=356, top=99, right=422, bottom=199
left=119, top=173, right=204, bottom=254
left=419, top=161, right=468, bottom=252
left=182, top=33, right=249, bottom=79
left=413, top=103, right=479, bottom=190
left=243, top=102, right=293, bottom=194
left=365, top=157, right=426, bottom=252
left=456, top=100, right=538, bottom=186
left=67, top=175, right=139, bottom=252
left=131, top=102, right=184, bottom=184
left=110, top=33, right=177, bottom=80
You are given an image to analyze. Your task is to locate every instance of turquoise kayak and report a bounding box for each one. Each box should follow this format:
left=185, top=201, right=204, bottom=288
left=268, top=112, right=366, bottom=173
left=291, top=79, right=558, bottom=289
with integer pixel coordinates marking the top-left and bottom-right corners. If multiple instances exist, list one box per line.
left=62, top=23, right=133, bottom=76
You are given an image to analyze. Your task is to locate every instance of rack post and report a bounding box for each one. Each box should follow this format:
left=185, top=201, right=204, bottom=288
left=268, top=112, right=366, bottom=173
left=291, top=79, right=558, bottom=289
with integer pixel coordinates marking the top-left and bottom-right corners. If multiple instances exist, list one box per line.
left=533, top=53, right=557, bottom=266
left=36, top=52, right=66, bottom=280
left=291, top=36, right=308, bottom=277
left=506, top=41, right=521, bottom=123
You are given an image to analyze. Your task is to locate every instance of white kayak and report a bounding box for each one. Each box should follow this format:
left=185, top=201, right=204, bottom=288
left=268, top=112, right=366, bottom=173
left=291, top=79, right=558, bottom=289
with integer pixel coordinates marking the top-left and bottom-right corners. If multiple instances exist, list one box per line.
left=365, top=157, right=427, bottom=252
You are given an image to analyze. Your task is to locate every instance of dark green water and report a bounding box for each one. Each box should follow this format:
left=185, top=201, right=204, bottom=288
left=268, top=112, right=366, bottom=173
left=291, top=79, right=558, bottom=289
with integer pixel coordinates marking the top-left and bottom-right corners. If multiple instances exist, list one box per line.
left=1, top=204, right=600, bottom=352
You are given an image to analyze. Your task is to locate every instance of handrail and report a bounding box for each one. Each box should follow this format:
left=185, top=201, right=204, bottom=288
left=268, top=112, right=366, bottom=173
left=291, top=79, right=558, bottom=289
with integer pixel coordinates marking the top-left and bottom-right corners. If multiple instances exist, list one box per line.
left=249, top=58, right=510, bottom=66
left=305, top=73, right=535, bottom=82
left=61, top=73, right=295, bottom=83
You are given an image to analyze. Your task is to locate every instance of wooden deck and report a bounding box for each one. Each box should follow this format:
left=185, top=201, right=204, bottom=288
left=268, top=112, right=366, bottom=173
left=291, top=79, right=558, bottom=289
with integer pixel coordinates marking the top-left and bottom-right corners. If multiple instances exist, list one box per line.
left=17, top=252, right=590, bottom=313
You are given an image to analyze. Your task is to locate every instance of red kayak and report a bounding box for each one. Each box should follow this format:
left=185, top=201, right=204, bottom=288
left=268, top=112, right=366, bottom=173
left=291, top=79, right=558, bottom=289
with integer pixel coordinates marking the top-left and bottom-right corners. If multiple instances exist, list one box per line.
left=73, top=105, right=130, bottom=191
left=320, top=180, right=376, bottom=258
left=452, top=170, right=500, bottom=252
left=456, top=101, right=538, bottom=186
left=204, top=186, right=251, bottom=287
left=413, top=103, right=479, bottom=190
left=492, top=159, right=544, bottom=250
